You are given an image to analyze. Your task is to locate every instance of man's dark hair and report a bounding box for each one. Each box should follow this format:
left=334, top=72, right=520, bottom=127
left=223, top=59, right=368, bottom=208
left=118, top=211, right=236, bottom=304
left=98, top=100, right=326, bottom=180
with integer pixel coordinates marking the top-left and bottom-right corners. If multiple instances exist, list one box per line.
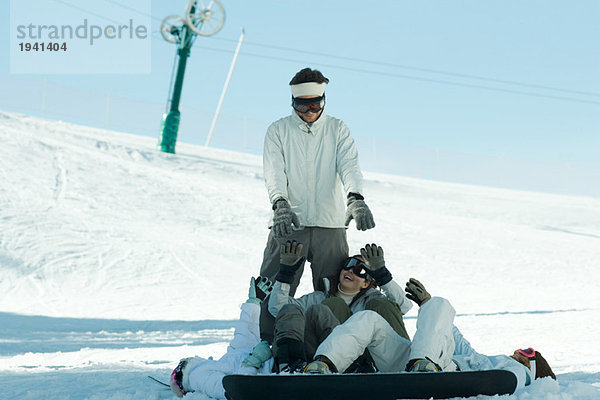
left=289, top=68, right=330, bottom=85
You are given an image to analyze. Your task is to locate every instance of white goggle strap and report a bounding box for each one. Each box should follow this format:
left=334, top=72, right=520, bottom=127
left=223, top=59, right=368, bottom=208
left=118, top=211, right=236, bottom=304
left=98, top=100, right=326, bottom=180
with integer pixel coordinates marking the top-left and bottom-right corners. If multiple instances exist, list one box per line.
left=290, top=82, right=325, bottom=97
left=529, top=358, right=536, bottom=380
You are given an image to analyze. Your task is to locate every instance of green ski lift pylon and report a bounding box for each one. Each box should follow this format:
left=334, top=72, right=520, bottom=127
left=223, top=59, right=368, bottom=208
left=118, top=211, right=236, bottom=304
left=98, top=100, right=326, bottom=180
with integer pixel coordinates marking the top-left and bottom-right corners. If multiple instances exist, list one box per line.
left=157, top=0, right=226, bottom=154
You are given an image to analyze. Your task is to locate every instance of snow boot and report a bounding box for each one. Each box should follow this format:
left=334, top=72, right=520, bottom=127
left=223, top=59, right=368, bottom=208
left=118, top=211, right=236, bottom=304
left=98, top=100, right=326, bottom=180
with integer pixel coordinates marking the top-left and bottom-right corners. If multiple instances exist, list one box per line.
left=275, top=338, right=305, bottom=373
left=304, top=360, right=332, bottom=374
left=279, top=358, right=307, bottom=374
left=406, top=358, right=441, bottom=372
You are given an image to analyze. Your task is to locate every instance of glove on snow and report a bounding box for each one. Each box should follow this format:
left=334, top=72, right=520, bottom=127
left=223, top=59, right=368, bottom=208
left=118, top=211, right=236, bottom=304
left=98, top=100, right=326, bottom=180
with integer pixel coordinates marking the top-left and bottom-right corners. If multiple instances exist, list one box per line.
left=344, top=196, right=375, bottom=231
left=405, top=278, right=431, bottom=306
left=247, top=276, right=273, bottom=305
left=272, top=198, right=300, bottom=239
left=242, top=340, right=272, bottom=368
left=275, top=241, right=305, bottom=284
left=360, top=243, right=392, bottom=286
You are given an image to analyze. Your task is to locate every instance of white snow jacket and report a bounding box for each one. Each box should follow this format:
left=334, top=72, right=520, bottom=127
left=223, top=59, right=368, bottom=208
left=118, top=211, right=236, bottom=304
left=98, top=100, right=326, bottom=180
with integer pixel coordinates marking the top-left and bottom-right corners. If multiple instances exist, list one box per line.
left=268, top=277, right=413, bottom=318
left=452, top=326, right=534, bottom=389
left=184, top=302, right=273, bottom=399
left=263, top=111, right=364, bottom=228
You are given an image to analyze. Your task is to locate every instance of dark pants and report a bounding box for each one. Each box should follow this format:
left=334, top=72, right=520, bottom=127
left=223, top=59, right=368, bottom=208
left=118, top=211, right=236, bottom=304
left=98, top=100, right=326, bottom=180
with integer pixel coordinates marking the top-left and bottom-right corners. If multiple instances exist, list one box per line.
left=365, top=298, right=410, bottom=340
left=259, top=227, right=349, bottom=342
left=320, top=297, right=410, bottom=340
left=273, top=303, right=341, bottom=362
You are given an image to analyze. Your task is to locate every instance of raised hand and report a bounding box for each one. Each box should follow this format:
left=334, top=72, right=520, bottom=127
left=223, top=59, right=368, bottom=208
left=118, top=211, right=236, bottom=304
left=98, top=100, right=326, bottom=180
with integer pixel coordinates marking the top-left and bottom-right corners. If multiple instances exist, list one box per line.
left=360, top=243, right=392, bottom=286
left=405, top=278, right=431, bottom=306
left=247, top=276, right=274, bottom=305
left=275, top=240, right=305, bottom=284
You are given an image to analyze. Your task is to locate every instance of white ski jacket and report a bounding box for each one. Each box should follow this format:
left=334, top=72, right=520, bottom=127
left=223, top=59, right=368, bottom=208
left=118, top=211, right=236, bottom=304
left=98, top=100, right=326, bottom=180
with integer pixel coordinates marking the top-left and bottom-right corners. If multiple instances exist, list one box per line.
left=184, top=302, right=274, bottom=399
left=452, top=327, right=534, bottom=389
left=268, top=277, right=413, bottom=318
left=263, top=111, right=363, bottom=228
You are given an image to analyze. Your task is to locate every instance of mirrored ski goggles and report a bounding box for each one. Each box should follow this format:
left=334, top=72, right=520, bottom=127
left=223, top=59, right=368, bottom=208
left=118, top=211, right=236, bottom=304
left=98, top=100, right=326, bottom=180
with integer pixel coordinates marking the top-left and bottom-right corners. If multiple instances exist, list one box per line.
left=292, top=95, right=325, bottom=114
left=342, top=257, right=371, bottom=280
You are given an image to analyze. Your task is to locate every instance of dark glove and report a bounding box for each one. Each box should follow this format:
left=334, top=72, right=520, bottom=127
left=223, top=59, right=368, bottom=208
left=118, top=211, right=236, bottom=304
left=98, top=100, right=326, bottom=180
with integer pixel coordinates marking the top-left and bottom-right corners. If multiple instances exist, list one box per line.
left=360, top=243, right=392, bottom=286
left=275, top=240, right=305, bottom=284
left=405, top=278, right=431, bottom=306
left=344, top=195, right=375, bottom=231
left=272, top=198, right=300, bottom=239
left=247, top=276, right=274, bottom=305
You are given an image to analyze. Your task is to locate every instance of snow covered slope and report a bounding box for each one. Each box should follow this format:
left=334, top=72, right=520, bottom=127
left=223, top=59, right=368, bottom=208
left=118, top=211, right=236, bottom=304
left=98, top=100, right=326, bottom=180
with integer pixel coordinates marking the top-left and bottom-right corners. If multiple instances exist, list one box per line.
left=0, top=110, right=599, bottom=399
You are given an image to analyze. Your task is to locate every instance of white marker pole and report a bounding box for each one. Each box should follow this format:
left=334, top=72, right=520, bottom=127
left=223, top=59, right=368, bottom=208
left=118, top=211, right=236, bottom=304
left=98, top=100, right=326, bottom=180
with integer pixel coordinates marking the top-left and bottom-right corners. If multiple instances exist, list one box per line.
left=205, top=27, right=245, bottom=147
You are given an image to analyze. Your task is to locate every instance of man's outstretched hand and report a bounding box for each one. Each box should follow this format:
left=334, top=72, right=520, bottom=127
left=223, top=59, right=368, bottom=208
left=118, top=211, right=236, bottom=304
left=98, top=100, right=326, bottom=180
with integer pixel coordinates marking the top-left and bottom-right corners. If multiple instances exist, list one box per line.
left=272, top=199, right=300, bottom=239
left=344, top=196, right=375, bottom=231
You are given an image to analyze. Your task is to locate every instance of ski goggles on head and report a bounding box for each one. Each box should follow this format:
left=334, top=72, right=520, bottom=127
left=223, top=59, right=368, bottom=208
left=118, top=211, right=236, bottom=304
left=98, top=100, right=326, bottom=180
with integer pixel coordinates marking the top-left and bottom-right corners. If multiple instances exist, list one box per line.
left=291, top=95, right=325, bottom=114
left=514, top=348, right=536, bottom=378
left=342, top=257, right=371, bottom=281
left=514, top=348, right=536, bottom=359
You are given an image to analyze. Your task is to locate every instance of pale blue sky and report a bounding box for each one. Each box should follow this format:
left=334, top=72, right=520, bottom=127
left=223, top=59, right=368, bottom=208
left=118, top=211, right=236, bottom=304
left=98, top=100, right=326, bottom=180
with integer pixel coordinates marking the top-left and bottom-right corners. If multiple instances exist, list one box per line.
left=2, top=0, right=599, bottom=196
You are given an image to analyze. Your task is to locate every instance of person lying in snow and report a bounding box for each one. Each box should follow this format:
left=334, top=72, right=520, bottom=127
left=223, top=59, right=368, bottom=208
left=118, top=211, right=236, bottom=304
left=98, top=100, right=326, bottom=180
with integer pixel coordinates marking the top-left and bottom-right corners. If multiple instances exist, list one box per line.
left=260, top=240, right=413, bottom=373
left=303, top=278, right=556, bottom=389
left=169, top=276, right=276, bottom=398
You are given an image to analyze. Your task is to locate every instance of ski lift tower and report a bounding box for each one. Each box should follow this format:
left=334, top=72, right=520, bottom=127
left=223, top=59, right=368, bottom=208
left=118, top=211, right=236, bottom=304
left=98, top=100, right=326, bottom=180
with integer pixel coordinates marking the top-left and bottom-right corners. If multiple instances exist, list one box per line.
left=158, top=0, right=226, bottom=153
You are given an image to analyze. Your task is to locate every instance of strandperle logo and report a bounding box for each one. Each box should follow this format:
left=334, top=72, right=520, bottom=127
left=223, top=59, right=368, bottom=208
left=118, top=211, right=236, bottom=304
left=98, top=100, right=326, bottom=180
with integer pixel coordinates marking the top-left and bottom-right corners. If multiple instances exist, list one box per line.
left=16, top=19, right=148, bottom=45
left=10, top=0, right=151, bottom=74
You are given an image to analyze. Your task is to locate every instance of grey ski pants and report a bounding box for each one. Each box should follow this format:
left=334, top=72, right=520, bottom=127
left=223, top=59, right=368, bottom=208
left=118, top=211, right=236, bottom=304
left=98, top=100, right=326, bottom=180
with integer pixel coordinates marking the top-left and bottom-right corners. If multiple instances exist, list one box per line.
left=273, top=303, right=342, bottom=362
left=258, top=227, right=349, bottom=342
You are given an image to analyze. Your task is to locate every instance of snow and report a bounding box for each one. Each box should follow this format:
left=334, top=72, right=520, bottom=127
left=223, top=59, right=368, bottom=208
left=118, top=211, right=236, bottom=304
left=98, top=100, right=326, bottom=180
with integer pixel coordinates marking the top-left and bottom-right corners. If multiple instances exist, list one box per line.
left=0, top=110, right=599, bottom=399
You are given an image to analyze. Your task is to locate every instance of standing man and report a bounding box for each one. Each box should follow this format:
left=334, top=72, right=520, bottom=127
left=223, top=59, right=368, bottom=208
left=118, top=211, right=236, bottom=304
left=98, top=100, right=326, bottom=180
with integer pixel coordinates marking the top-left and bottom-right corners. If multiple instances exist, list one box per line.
left=257, top=67, right=376, bottom=344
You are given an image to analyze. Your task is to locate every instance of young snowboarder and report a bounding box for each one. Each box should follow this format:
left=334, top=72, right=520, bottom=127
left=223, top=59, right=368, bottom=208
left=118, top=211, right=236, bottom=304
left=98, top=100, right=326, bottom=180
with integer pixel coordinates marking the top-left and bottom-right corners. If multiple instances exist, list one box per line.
left=258, top=67, right=375, bottom=344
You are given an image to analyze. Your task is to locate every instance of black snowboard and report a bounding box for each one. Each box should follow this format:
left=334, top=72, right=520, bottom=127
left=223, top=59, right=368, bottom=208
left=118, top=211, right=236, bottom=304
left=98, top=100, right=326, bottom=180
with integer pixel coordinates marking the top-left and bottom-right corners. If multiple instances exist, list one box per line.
left=223, top=370, right=517, bottom=400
